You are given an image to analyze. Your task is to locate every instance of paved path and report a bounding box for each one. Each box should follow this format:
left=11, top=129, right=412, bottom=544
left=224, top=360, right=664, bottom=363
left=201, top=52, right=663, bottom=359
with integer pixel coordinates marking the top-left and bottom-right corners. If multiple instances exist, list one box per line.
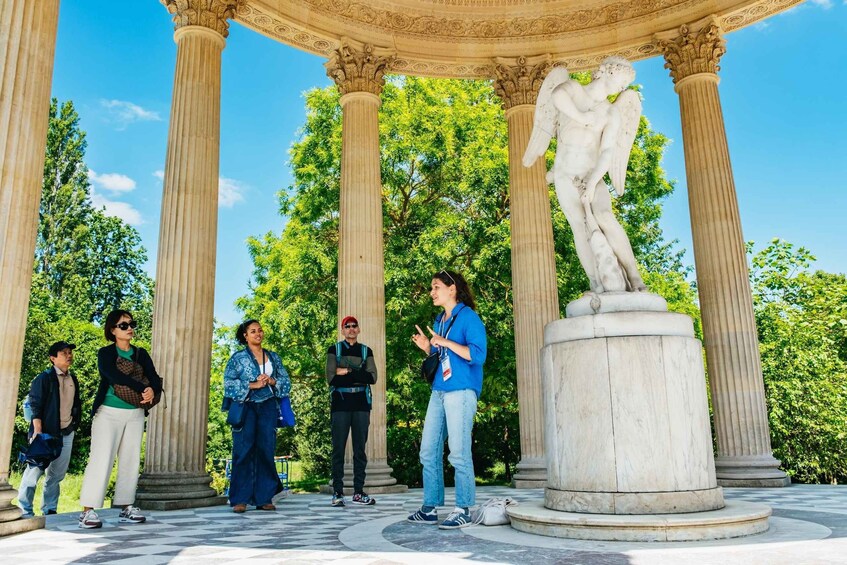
left=1, top=484, right=845, bottom=564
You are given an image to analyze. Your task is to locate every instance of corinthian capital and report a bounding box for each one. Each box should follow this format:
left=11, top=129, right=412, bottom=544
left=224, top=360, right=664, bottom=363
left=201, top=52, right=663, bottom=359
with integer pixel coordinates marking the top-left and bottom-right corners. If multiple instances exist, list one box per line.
left=655, top=16, right=727, bottom=84
left=160, top=0, right=242, bottom=38
left=325, top=42, right=396, bottom=97
left=493, top=55, right=554, bottom=110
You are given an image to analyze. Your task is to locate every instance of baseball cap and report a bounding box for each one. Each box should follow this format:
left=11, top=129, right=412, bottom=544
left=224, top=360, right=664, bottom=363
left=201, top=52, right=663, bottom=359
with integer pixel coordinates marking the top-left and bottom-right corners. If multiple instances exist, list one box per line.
left=341, top=316, right=359, bottom=328
left=48, top=341, right=76, bottom=357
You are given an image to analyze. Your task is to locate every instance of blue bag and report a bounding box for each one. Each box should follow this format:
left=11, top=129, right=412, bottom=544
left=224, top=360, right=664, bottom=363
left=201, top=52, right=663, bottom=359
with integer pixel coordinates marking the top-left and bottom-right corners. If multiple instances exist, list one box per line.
left=226, top=400, right=247, bottom=429
left=277, top=396, right=296, bottom=428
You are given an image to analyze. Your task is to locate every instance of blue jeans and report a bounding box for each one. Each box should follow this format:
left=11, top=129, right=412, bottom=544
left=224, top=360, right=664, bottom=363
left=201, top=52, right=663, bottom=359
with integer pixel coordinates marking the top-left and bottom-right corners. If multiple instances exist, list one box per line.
left=419, top=389, right=478, bottom=509
left=229, top=398, right=281, bottom=506
left=18, top=432, right=74, bottom=515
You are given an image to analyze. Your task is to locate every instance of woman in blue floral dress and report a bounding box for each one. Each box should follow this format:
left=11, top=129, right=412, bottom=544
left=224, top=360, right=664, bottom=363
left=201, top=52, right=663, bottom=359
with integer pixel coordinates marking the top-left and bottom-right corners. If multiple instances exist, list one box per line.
left=223, top=319, right=291, bottom=512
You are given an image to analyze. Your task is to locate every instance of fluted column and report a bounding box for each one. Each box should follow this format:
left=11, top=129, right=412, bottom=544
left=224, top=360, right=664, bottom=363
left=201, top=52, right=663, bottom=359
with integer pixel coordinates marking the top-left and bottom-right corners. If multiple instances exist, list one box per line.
left=325, top=42, right=405, bottom=494
left=493, top=56, right=560, bottom=488
left=0, top=0, right=60, bottom=534
left=136, top=0, right=240, bottom=510
left=656, top=16, right=788, bottom=487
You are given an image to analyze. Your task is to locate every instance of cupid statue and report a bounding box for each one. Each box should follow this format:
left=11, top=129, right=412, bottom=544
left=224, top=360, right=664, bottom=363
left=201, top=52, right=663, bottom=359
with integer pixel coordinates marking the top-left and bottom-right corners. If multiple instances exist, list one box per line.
left=523, top=56, right=645, bottom=293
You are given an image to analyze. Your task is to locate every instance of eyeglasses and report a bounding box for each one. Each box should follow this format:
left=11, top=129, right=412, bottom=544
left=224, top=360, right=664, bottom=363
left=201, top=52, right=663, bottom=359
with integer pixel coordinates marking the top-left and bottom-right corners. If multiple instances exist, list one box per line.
left=438, top=270, right=456, bottom=286
left=115, top=321, right=138, bottom=331
left=344, top=323, right=358, bottom=329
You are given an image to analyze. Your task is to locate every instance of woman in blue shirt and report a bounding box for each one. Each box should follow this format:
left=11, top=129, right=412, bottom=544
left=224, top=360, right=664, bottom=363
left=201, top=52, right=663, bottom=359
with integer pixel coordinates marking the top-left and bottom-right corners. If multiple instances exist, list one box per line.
left=408, top=270, right=487, bottom=529
left=223, top=319, right=291, bottom=513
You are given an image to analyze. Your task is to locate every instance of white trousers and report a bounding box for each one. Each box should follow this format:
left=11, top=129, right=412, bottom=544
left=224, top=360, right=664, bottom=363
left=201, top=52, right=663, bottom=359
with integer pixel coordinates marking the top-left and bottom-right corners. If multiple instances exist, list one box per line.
left=79, top=405, right=145, bottom=508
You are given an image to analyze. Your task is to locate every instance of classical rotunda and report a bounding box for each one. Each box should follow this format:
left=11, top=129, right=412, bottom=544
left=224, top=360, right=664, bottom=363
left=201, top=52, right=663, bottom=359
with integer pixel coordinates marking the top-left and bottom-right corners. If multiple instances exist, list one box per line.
left=0, top=0, right=799, bottom=535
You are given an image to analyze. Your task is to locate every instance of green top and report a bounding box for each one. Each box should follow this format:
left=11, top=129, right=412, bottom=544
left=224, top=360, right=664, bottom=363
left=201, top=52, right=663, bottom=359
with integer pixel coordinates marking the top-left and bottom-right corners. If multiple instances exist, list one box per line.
left=102, top=345, right=138, bottom=410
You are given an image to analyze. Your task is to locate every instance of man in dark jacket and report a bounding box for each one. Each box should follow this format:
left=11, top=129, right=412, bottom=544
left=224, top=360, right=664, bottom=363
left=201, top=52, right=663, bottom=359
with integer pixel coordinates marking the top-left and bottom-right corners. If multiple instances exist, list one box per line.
left=325, top=316, right=378, bottom=507
left=18, top=341, right=82, bottom=516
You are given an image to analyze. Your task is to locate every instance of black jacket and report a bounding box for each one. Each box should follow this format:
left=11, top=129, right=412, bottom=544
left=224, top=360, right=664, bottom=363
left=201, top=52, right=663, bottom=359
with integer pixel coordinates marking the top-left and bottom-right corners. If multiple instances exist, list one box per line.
left=93, top=344, right=163, bottom=416
left=28, top=366, right=81, bottom=439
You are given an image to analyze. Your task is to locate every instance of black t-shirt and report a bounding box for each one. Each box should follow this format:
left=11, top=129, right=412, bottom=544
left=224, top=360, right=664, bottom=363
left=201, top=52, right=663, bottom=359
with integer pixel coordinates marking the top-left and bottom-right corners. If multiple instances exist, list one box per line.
left=325, top=341, right=377, bottom=412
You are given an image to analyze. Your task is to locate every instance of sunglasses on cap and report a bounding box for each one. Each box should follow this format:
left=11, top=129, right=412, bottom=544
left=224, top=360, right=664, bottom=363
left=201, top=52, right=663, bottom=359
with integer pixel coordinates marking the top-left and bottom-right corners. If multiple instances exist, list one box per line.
left=344, top=323, right=359, bottom=329
left=115, top=321, right=138, bottom=331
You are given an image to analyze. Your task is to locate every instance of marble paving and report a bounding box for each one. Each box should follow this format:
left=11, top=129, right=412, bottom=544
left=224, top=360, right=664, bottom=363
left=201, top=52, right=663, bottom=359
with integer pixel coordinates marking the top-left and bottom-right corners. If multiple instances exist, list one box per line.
left=0, top=484, right=845, bottom=564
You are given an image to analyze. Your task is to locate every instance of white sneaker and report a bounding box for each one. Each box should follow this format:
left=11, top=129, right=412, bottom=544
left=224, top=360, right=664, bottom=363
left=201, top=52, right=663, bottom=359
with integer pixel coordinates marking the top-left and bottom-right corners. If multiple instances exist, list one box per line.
left=118, top=505, right=146, bottom=524
left=78, top=509, right=102, bottom=529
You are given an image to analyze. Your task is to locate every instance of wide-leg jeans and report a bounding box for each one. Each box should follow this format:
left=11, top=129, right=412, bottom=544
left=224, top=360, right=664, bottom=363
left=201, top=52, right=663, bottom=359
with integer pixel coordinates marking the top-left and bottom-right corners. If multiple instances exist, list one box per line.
left=419, top=388, right=478, bottom=509
left=18, top=431, right=74, bottom=515
left=229, top=398, right=281, bottom=507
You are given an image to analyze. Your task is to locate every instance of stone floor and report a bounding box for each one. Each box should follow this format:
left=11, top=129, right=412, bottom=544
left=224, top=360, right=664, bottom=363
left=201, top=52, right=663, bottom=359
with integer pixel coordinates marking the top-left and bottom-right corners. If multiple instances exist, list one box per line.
left=0, top=484, right=845, bottom=564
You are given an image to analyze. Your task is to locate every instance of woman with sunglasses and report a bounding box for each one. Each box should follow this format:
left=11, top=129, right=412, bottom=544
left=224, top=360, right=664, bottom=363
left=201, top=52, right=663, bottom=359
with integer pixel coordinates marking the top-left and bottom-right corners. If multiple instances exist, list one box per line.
left=408, top=270, right=487, bottom=529
left=78, top=309, right=162, bottom=529
left=223, top=319, right=291, bottom=513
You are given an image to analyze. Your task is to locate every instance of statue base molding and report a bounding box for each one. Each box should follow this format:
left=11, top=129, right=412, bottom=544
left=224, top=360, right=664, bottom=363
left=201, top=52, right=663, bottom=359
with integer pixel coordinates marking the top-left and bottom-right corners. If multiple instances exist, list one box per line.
left=508, top=499, right=770, bottom=541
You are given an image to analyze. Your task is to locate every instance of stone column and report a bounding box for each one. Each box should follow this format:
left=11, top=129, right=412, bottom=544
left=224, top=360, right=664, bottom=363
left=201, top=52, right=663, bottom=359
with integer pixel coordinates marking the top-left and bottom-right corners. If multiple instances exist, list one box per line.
left=493, top=56, right=560, bottom=488
left=0, top=0, right=60, bottom=535
left=656, top=17, right=788, bottom=487
left=135, top=0, right=239, bottom=510
left=324, top=42, right=405, bottom=494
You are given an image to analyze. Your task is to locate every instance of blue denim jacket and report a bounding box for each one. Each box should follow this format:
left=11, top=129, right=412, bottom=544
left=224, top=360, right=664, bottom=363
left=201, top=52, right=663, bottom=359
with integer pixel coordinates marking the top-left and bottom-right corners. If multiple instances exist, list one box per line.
left=223, top=349, right=291, bottom=404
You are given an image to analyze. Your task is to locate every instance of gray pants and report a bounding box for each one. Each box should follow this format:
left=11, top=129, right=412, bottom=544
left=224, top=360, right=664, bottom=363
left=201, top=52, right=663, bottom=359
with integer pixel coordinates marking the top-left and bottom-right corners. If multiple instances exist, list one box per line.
left=18, top=431, right=74, bottom=515
left=330, top=411, right=370, bottom=494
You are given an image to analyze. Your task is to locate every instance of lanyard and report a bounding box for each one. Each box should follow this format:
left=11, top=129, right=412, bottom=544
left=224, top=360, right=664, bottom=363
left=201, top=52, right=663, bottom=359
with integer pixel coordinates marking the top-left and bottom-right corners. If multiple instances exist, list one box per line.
left=436, top=308, right=461, bottom=359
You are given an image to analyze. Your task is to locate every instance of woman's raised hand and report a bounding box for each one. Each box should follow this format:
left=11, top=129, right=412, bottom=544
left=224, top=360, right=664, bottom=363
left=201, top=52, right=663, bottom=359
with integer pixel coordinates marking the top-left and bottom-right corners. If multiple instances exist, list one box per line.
left=411, top=325, right=431, bottom=353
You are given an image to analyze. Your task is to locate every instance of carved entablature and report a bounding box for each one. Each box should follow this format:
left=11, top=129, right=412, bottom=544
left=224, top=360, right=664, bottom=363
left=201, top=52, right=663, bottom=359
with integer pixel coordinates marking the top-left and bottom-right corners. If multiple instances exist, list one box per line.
left=493, top=55, right=554, bottom=110
left=325, top=42, right=396, bottom=96
left=160, top=0, right=242, bottom=38
left=655, top=16, right=727, bottom=84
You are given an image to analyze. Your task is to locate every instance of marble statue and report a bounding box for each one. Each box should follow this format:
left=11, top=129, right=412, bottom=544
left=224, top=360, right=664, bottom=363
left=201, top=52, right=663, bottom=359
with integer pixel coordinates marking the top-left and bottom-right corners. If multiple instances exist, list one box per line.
left=523, top=57, right=646, bottom=293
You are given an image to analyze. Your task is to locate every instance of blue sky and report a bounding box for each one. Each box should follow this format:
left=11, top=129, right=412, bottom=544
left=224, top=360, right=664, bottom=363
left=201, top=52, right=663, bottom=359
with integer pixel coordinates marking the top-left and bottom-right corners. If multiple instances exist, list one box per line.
left=51, top=1, right=845, bottom=325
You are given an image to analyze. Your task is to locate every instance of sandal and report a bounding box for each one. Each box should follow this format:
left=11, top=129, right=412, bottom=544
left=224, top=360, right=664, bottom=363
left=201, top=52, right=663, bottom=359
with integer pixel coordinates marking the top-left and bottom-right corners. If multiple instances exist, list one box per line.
left=258, top=504, right=276, bottom=511
left=233, top=504, right=247, bottom=513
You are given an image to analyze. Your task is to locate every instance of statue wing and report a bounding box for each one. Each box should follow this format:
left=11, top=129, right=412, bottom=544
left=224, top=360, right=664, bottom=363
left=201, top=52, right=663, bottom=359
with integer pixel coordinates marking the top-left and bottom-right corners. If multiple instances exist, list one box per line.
left=522, top=66, right=571, bottom=168
left=608, top=89, right=642, bottom=196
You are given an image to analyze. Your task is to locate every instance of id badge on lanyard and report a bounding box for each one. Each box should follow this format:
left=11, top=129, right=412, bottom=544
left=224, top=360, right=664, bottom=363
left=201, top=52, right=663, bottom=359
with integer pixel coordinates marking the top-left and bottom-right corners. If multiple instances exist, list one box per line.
left=439, top=316, right=454, bottom=381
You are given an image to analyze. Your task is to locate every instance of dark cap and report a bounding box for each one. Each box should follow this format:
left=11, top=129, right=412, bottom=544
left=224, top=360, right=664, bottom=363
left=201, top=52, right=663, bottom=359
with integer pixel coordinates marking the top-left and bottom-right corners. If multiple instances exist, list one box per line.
left=48, top=341, right=76, bottom=357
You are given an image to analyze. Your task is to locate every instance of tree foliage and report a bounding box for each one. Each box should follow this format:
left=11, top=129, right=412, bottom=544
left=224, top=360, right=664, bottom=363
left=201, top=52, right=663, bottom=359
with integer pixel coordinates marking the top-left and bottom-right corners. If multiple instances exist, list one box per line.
left=13, top=99, right=154, bottom=473
left=237, top=77, right=689, bottom=486
left=750, top=239, right=847, bottom=483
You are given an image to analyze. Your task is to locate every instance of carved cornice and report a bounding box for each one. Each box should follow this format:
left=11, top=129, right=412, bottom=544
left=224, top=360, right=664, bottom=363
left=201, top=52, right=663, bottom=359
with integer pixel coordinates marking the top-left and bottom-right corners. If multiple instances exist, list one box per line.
left=161, top=0, right=242, bottom=38
left=325, top=42, right=396, bottom=96
left=302, top=0, right=685, bottom=40
left=492, top=55, right=553, bottom=109
left=655, top=16, right=726, bottom=84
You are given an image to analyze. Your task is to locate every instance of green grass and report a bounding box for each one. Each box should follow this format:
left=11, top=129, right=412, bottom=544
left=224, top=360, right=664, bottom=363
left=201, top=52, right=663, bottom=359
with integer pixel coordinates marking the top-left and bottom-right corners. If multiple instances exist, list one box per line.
left=8, top=471, right=109, bottom=515
left=11, top=459, right=325, bottom=515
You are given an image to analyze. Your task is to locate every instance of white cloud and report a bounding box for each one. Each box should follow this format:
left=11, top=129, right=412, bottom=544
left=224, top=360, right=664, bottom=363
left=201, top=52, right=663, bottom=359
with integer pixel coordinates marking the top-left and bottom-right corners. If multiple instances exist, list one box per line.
left=809, top=0, right=833, bottom=7
left=218, top=177, right=246, bottom=208
left=91, top=191, right=143, bottom=226
left=88, top=169, right=136, bottom=193
left=100, top=99, right=161, bottom=129
left=153, top=170, right=165, bottom=180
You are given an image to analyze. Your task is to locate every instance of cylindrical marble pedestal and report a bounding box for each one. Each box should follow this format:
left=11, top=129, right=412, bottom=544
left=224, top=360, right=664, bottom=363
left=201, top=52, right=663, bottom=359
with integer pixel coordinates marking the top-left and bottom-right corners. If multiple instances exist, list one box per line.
left=509, top=294, right=770, bottom=541
left=541, top=302, right=723, bottom=514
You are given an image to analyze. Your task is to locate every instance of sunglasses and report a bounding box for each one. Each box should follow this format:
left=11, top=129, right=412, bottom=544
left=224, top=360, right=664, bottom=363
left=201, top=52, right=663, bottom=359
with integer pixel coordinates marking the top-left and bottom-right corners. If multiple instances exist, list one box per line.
left=115, top=321, right=138, bottom=331
left=344, top=323, right=359, bottom=329
left=438, top=270, right=456, bottom=286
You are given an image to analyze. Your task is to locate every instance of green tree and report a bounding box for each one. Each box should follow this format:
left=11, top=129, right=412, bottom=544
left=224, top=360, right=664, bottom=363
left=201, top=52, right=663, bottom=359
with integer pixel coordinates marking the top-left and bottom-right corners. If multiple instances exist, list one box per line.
left=14, top=99, right=154, bottom=473
left=238, top=77, right=688, bottom=485
left=750, top=239, right=847, bottom=484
